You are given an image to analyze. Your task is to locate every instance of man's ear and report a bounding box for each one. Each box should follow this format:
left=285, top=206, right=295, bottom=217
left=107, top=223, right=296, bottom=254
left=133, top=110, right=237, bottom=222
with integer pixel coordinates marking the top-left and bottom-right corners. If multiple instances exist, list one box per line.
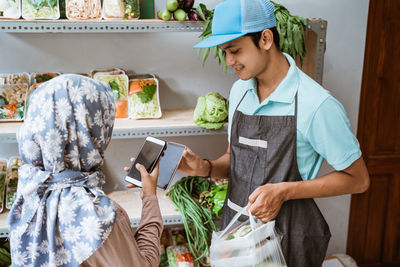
left=259, top=29, right=274, bottom=50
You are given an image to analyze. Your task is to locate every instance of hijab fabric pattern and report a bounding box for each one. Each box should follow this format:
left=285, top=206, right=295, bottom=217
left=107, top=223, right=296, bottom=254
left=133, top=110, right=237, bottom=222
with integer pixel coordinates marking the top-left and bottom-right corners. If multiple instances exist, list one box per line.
left=8, top=74, right=117, bottom=267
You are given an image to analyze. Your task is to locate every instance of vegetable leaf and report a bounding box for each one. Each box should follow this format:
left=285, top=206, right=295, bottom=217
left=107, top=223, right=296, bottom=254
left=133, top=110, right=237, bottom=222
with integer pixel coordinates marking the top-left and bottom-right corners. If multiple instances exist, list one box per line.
left=137, top=84, right=156, bottom=104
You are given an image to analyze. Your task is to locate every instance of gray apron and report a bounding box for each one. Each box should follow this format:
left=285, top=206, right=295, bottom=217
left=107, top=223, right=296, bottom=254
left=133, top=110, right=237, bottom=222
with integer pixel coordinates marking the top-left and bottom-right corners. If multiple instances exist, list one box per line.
left=222, top=90, right=331, bottom=267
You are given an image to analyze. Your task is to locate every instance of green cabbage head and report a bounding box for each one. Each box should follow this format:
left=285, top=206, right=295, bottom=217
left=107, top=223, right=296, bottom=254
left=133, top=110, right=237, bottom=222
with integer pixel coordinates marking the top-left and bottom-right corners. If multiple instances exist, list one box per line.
left=193, top=92, right=228, bottom=130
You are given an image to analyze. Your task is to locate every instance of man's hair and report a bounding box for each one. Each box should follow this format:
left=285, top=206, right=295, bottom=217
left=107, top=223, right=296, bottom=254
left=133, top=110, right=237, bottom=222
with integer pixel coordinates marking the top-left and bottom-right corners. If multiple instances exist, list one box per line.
left=246, top=27, right=280, bottom=50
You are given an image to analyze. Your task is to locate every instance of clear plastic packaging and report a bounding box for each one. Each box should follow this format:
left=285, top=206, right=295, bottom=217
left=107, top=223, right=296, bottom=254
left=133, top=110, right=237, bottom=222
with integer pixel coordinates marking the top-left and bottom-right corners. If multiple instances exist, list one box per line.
left=0, top=0, right=21, bottom=18
left=210, top=207, right=287, bottom=267
left=0, top=73, right=30, bottom=86
left=95, top=73, right=129, bottom=119
left=167, top=245, right=195, bottom=267
left=0, top=84, right=28, bottom=121
left=5, top=156, right=23, bottom=210
left=22, top=0, right=60, bottom=19
left=66, top=0, right=101, bottom=20
left=102, top=0, right=139, bottom=20
left=91, top=68, right=125, bottom=79
left=128, top=74, right=162, bottom=119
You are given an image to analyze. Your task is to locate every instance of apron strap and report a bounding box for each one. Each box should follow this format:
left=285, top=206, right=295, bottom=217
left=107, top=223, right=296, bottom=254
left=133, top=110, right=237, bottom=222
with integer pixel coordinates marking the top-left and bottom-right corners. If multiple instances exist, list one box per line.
left=233, top=89, right=250, bottom=114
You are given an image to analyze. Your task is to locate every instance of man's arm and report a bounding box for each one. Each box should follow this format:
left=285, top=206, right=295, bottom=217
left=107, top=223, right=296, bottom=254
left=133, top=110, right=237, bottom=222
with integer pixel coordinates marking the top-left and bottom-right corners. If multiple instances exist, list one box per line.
left=248, top=156, right=370, bottom=222
left=178, top=145, right=231, bottom=179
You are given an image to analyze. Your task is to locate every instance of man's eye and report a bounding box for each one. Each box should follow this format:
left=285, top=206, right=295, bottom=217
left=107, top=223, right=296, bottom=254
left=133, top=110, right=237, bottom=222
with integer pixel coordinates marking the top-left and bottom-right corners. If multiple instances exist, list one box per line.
left=230, top=50, right=239, bottom=54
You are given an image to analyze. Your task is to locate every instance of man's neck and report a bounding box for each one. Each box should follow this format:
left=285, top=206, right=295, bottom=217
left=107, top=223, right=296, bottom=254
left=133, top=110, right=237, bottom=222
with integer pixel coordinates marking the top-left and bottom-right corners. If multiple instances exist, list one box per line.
left=256, top=52, right=290, bottom=103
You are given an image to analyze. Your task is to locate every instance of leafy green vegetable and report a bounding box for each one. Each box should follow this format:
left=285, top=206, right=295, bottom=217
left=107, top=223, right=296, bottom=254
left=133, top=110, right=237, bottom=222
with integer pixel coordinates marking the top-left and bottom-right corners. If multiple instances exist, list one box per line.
left=167, top=176, right=218, bottom=261
left=27, top=0, right=57, bottom=10
left=109, top=81, right=120, bottom=100
left=35, top=73, right=55, bottom=83
left=193, top=92, right=228, bottom=130
left=137, top=84, right=156, bottom=104
left=199, top=183, right=227, bottom=216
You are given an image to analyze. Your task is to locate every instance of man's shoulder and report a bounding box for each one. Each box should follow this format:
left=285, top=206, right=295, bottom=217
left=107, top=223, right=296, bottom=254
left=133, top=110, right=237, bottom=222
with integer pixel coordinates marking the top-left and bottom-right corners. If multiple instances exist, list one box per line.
left=297, top=70, right=332, bottom=110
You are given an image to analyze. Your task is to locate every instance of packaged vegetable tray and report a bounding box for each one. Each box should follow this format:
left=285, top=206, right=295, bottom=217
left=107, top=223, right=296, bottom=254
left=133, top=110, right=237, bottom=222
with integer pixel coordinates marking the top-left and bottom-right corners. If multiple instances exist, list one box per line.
left=91, top=68, right=125, bottom=79
left=102, top=0, right=140, bottom=20
left=128, top=74, right=161, bottom=119
left=95, top=73, right=129, bottom=119
left=66, top=0, right=101, bottom=20
left=0, top=84, right=28, bottom=121
left=0, top=73, right=30, bottom=86
left=22, top=0, right=60, bottom=19
left=0, top=0, right=21, bottom=18
left=5, top=156, right=23, bottom=210
left=167, top=245, right=196, bottom=267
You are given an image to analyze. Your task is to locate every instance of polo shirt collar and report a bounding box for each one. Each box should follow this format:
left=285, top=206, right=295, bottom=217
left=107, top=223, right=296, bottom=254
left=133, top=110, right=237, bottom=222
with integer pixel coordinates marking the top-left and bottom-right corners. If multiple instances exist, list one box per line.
left=246, top=53, right=300, bottom=104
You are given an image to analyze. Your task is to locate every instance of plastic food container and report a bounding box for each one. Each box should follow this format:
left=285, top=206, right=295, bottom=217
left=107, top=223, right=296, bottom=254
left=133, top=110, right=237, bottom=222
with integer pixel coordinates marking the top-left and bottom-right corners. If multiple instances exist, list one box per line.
left=0, top=73, right=30, bottom=86
left=22, top=0, right=60, bottom=19
left=95, top=73, right=129, bottom=119
left=102, top=0, right=139, bottom=20
left=66, top=0, right=101, bottom=20
left=128, top=74, right=162, bottom=119
left=0, top=0, right=21, bottom=18
left=0, top=84, right=28, bottom=121
left=91, top=68, right=125, bottom=79
left=167, top=245, right=195, bottom=267
left=5, top=156, right=23, bottom=210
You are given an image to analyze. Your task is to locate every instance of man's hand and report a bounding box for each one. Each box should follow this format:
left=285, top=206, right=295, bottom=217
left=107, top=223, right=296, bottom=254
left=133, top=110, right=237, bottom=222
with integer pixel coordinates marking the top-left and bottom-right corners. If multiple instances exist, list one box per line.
left=124, top=157, right=159, bottom=199
left=248, top=183, right=288, bottom=223
left=178, top=147, right=209, bottom=177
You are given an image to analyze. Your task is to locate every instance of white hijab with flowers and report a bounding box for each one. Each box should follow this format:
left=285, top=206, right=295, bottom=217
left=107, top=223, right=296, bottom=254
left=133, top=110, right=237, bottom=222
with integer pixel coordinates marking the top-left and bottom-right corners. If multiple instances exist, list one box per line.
left=8, top=74, right=117, bottom=267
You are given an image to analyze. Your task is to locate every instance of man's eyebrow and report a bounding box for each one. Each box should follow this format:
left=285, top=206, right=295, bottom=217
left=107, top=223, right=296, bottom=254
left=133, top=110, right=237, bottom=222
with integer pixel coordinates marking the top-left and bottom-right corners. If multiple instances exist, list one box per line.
left=220, top=44, right=232, bottom=51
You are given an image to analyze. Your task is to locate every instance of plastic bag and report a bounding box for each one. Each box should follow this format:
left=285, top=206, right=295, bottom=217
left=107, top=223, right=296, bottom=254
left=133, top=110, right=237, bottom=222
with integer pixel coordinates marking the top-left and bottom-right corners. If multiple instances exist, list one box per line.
left=210, top=207, right=287, bottom=267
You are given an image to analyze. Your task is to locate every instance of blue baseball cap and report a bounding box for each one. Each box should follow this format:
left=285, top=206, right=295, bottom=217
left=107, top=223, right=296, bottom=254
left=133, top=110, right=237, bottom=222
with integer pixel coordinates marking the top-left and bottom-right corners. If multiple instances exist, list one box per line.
left=194, top=0, right=277, bottom=49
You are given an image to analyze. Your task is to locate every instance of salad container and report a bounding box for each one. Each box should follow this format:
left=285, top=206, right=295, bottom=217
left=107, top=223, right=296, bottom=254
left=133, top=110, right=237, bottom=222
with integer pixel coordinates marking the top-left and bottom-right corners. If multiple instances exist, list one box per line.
left=0, top=73, right=30, bottom=86
left=0, top=0, right=21, bottom=19
left=102, top=0, right=139, bottom=20
left=66, top=0, right=101, bottom=20
left=5, top=156, right=23, bottom=210
left=22, top=0, right=60, bottom=19
left=95, top=73, right=129, bottom=119
left=0, top=84, right=28, bottom=121
left=0, top=159, right=7, bottom=213
left=91, top=68, right=125, bottom=79
left=128, top=74, right=161, bottom=119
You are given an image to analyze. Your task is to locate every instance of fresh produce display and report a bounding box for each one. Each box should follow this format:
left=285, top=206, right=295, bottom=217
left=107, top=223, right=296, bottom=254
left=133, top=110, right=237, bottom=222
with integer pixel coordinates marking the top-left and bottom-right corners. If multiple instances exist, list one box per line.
left=0, top=84, right=28, bottom=121
left=199, top=183, right=227, bottom=217
left=197, top=1, right=308, bottom=70
left=5, top=156, right=23, bottom=210
left=128, top=75, right=161, bottom=119
left=193, top=92, right=228, bottom=130
left=22, top=0, right=60, bottom=19
left=158, top=0, right=196, bottom=21
left=102, top=0, right=139, bottom=20
left=167, top=176, right=219, bottom=262
left=0, top=0, right=20, bottom=18
left=66, top=0, right=101, bottom=20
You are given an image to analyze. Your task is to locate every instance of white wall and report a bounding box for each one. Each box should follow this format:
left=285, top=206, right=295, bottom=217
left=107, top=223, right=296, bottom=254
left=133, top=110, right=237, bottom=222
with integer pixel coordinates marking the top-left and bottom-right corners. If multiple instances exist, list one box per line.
left=0, top=0, right=369, bottom=256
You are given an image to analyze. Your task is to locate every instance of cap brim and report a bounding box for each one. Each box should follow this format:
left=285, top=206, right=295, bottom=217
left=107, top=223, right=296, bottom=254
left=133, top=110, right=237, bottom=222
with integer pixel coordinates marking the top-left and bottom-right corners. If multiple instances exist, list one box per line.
left=193, top=32, right=247, bottom=49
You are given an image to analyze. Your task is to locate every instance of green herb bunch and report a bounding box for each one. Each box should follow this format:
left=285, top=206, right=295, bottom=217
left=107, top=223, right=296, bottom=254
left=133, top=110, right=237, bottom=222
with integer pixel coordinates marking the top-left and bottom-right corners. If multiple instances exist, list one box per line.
left=272, top=1, right=308, bottom=65
left=27, top=0, right=57, bottom=10
left=197, top=1, right=308, bottom=70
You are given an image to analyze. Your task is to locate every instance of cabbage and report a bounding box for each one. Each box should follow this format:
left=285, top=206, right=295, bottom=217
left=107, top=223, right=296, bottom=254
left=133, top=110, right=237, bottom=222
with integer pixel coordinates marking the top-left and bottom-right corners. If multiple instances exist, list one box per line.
left=193, top=92, right=228, bottom=130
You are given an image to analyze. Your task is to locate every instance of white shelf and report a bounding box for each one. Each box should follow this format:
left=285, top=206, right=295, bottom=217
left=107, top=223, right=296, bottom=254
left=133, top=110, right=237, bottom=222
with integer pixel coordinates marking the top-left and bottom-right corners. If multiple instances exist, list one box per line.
left=0, top=189, right=182, bottom=237
left=0, top=19, right=203, bottom=33
left=0, top=108, right=228, bottom=143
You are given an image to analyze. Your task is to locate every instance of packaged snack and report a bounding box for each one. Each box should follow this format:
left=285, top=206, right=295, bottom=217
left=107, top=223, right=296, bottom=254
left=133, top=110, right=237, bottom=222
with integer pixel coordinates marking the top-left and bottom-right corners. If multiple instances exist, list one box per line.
left=95, top=74, right=129, bottom=118
left=66, top=0, right=101, bottom=20
left=22, top=0, right=60, bottom=19
left=102, top=0, right=139, bottom=20
left=167, top=245, right=195, bottom=267
left=0, top=0, right=21, bottom=18
left=0, top=84, right=28, bottom=121
left=128, top=74, right=161, bottom=119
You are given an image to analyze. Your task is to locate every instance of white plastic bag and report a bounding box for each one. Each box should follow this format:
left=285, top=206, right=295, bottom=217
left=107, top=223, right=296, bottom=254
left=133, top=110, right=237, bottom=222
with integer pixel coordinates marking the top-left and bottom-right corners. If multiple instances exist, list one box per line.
left=210, top=207, right=287, bottom=267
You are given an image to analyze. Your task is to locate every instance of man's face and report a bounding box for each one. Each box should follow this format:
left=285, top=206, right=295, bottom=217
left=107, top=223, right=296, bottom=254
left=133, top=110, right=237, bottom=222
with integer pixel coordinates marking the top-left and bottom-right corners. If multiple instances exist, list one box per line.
left=219, top=36, right=268, bottom=80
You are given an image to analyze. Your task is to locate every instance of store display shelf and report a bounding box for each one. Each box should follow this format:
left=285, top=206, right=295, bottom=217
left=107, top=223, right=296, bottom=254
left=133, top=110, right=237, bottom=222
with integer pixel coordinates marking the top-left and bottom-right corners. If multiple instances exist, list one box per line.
left=0, top=108, right=228, bottom=143
left=0, top=19, right=203, bottom=33
left=0, top=189, right=182, bottom=237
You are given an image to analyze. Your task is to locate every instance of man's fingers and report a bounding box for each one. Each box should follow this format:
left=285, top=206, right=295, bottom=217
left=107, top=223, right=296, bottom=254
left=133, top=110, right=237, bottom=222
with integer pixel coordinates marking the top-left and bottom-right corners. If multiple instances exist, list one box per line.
left=183, top=148, right=197, bottom=161
left=126, top=184, right=138, bottom=189
left=124, top=167, right=130, bottom=172
left=248, top=188, right=262, bottom=204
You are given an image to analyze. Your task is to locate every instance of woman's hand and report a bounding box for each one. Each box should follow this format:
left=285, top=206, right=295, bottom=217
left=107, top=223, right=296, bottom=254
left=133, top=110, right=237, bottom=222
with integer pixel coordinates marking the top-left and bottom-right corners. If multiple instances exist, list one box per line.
left=124, top=157, right=159, bottom=199
left=178, top=147, right=209, bottom=177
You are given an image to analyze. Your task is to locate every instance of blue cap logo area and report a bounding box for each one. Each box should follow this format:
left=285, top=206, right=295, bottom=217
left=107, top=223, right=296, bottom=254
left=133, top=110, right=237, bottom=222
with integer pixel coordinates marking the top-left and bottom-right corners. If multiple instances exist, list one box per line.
left=194, top=0, right=277, bottom=49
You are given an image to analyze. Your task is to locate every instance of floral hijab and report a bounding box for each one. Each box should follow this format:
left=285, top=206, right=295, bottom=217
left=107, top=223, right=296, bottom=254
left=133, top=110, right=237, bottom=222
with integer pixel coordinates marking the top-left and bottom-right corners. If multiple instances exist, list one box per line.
left=8, top=74, right=117, bottom=266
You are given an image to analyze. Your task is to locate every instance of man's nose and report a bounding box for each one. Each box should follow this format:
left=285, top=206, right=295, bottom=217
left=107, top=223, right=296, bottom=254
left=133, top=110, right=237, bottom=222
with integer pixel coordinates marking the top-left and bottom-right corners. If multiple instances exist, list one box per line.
left=225, top=53, right=234, bottom=66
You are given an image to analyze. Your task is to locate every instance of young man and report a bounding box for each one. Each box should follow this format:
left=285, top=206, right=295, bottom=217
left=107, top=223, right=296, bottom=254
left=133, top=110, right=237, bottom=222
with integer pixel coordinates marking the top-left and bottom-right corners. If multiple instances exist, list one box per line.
left=179, top=0, right=370, bottom=266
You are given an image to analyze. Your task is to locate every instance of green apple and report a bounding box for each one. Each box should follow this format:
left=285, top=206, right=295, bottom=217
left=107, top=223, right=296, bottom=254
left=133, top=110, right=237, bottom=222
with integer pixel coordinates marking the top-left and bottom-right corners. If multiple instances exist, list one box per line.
left=158, top=10, right=172, bottom=21
left=173, top=9, right=186, bottom=21
left=166, top=0, right=178, bottom=12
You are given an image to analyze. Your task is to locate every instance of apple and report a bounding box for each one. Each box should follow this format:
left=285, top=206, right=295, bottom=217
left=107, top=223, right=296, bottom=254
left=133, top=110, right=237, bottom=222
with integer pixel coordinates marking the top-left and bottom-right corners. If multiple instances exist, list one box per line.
left=166, top=0, right=178, bottom=12
left=173, top=9, right=186, bottom=21
left=158, top=10, right=172, bottom=21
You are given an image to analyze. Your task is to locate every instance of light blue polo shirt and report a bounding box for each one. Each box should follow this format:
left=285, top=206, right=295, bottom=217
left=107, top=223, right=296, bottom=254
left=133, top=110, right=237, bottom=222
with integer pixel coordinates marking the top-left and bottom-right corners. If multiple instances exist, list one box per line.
left=228, top=53, right=361, bottom=180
